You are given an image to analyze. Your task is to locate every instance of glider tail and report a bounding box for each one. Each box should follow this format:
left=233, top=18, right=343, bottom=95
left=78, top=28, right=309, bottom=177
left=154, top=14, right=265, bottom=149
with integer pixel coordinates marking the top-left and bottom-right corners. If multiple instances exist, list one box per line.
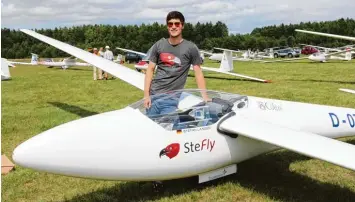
left=31, top=53, right=38, bottom=64
left=345, top=48, right=352, bottom=61
left=1, top=58, right=11, bottom=80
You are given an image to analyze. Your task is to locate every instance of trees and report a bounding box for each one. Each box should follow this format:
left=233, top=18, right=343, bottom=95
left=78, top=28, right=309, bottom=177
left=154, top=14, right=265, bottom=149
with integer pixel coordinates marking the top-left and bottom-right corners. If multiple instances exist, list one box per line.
left=1, top=22, right=229, bottom=58
left=2, top=18, right=354, bottom=59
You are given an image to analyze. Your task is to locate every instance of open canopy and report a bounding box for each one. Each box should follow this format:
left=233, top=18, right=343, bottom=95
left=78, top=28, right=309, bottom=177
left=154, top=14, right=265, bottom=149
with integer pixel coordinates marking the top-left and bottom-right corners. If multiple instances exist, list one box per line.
left=130, top=89, right=249, bottom=131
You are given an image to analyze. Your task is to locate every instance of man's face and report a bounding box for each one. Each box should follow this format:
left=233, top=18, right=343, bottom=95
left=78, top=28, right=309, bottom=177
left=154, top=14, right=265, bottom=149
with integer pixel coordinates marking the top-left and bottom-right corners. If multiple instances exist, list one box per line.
left=167, top=19, right=183, bottom=38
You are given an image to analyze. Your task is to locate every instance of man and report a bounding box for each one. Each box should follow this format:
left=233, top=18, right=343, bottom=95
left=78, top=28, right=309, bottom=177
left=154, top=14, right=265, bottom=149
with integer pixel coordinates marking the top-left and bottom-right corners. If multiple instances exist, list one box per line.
left=92, top=48, right=99, bottom=80
left=98, top=47, right=105, bottom=80
left=144, top=11, right=208, bottom=116
left=104, top=45, right=114, bottom=80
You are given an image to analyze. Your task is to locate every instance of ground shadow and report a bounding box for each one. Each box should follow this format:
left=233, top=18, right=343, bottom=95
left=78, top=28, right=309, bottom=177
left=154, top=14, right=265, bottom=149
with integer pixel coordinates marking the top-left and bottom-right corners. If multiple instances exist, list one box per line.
left=64, top=68, right=92, bottom=71
left=47, top=67, right=92, bottom=71
left=48, top=102, right=98, bottom=117
left=263, top=61, right=350, bottom=64
left=234, top=149, right=355, bottom=202
left=64, top=146, right=355, bottom=202
left=289, top=79, right=355, bottom=85
left=187, top=74, right=264, bottom=83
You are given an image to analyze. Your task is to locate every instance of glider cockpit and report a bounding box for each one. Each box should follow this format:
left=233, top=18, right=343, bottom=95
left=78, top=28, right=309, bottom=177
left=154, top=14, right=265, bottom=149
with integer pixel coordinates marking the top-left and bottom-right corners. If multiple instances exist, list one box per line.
left=130, top=90, right=249, bottom=131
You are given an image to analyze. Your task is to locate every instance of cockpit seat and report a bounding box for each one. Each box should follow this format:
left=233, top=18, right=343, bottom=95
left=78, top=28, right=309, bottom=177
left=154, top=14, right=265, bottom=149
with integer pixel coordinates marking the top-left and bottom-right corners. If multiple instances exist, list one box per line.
left=178, top=115, right=195, bottom=122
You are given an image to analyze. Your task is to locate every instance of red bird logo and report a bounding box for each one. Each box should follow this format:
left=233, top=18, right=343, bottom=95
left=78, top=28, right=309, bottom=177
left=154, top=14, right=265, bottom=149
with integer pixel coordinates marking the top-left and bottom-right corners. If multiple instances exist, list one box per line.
left=159, top=53, right=181, bottom=67
left=159, top=143, right=180, bottom=159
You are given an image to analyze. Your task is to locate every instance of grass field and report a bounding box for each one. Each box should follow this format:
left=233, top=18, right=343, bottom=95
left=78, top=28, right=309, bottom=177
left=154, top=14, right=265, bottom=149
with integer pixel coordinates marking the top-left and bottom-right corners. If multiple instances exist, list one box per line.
left=2, top=58, right=355, bottom=202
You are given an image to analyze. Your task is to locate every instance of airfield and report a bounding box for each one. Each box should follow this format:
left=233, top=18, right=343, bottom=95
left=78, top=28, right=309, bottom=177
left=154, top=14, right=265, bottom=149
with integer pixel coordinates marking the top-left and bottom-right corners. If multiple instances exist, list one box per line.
left=2, top=57, right=355, bottom=201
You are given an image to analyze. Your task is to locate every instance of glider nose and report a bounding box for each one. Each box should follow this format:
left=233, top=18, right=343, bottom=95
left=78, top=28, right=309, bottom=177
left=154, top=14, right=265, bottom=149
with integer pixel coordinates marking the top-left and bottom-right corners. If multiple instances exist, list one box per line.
left=12, top=108, right=168, bottom=180
left=12, top=136, right=45, bottom=169
left=12, top=108, right=136, bottom=173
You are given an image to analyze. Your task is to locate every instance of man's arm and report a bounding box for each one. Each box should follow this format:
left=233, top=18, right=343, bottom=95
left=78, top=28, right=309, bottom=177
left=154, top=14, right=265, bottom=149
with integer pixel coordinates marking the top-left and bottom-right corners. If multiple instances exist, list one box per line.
left=143, top=62, right=156, bottom=108
left=144, top=42, right=159, bottom=108
left=193, top=65, right=209, bottom=101
left=190, top=44, right=209, bottom=101
left=144, top=62, right=156, bottom=99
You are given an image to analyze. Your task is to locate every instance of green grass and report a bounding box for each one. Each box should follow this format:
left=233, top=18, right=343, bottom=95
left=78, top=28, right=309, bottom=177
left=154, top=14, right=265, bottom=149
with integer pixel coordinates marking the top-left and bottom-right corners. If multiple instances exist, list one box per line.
left=2, top=59, right=355, bottom=202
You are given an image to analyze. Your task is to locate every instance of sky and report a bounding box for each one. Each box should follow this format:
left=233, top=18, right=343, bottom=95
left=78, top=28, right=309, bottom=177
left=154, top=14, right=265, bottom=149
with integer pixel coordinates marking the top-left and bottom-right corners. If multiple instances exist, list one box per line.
left=1, top=0, right=355, bottom=34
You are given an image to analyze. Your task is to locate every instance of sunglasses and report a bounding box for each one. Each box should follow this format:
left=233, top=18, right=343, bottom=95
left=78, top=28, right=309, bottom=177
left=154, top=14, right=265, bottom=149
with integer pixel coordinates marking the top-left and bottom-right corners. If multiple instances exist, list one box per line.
left=167, top=22, right=181, bottom=27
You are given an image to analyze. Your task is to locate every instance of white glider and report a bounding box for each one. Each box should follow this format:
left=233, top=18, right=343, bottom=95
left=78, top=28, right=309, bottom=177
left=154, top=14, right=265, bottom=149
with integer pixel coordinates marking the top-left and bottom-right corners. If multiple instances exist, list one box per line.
left=12, top=29, right=355, bottom=185
left=339, top=88, right=355, bottom=94
left=296, top=29, right=355, bottom=41
left=8, top=53, right=92, bottom=69
left=263, top=48, right=353, bottom=63
left=295, top=29, right=355, bottom=94
left=1, top=58, right=12, bottom=80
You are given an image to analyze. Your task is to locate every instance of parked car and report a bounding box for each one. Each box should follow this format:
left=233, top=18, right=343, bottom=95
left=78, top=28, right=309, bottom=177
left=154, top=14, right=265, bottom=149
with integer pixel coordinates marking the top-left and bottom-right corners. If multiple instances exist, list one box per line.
left=293, top=47, right=301, bottom=53
left=125, top=52, right=144, bottom=63
left=301, top=46, right=319, bottom=55
left=274, top=48, right=300, bottom=58
left=270, top=46, right=288, bottom=51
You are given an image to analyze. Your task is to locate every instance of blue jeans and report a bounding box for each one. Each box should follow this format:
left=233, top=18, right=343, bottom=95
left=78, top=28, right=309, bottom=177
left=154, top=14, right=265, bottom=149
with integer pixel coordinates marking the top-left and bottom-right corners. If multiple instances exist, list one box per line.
left=146, top=94, right=179, bottom=117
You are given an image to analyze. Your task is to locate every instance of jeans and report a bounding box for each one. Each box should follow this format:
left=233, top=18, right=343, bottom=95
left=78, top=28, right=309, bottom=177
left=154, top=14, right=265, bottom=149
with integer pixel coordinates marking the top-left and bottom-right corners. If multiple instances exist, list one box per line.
left=146, top=94, right=179, bottom=117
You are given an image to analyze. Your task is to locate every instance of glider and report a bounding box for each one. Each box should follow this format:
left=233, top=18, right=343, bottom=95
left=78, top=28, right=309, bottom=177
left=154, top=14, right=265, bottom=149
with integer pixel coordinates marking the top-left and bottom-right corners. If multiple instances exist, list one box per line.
left=12, top=29, right=355, bottom=185
left=263, top=47, right=353, bottom=63
left=8, top=53, right=92, bottom=69
left=1, top=58, right=12, bottom=80
left=295, top=29, right=355, bottom=94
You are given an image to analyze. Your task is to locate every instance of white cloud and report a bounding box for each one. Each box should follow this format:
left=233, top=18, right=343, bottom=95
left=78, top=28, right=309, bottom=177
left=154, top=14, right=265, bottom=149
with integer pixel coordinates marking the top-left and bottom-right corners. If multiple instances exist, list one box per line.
left=145, top=0, right=205, bottom=9
left=1, top=0, right=354, bottom=33
left=134, top=8, right=167, bottom=19
left=29, top=6, right=55, bottom=16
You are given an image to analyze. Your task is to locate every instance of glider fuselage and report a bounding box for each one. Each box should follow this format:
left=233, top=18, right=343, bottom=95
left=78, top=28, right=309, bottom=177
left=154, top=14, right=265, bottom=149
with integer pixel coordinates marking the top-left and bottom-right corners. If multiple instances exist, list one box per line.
left=13, top=90, right=355, bottom=181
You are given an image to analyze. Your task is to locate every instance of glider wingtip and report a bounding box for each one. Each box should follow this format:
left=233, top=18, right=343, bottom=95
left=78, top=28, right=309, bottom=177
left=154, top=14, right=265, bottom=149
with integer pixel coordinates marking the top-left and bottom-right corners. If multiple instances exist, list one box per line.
left=264, top=80, right=272, bottom=83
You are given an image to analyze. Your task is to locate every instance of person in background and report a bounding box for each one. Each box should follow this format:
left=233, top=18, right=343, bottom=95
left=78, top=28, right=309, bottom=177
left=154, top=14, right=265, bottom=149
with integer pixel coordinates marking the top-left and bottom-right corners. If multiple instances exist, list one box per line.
left=92, top=48, right=99, bottom=80
left=98, top=47, right=105, bottom=80
left=104, top=45, right=114, bottom=79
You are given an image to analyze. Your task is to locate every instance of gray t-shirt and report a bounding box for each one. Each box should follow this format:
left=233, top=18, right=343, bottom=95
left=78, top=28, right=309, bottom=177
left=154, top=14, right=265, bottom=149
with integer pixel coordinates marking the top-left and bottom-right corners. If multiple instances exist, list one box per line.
left=148, top=38, right=202, bottom=95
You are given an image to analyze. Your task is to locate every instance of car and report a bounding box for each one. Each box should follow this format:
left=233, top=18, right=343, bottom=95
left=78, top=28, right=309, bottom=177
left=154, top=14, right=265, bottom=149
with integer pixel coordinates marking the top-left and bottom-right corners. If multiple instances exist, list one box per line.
left=270, top=46, right=288, bottom=51
left=274, top=48, right=300, bottom=58
left=125, top=52, right=144, bottom=63
left=293, top=48, right=301, bottom=55
left=301, top=46, right=319, bottom=55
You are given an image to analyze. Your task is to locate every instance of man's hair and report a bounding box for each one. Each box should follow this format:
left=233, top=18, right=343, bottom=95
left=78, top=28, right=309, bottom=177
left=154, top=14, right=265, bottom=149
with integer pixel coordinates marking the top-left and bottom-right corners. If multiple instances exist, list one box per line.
left=166, top=11, right=185, bottom=25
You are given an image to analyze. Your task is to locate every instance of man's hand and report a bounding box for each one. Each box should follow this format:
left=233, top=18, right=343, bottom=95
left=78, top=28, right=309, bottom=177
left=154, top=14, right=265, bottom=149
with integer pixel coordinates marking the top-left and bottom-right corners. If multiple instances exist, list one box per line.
left=144, top=61, right=155, bottom=109
left=193, top=65, right=211, bottom=102
left=144, top=96, right=151, bottom=108
left=203, top=96, right=212, bottom=102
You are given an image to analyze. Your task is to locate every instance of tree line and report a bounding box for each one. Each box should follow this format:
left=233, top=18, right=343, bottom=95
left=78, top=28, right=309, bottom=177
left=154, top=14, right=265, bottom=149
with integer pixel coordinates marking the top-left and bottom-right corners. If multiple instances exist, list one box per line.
left=1, top=18, right=354, bottom=59
left=1, top=21, right=228, bottom=59
left=207, top=18, right=355, bottom=51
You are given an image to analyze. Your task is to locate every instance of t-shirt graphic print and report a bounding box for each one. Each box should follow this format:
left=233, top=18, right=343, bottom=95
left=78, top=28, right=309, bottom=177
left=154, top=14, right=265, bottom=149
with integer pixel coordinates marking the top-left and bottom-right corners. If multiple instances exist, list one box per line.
left=159, top=52, right=181, bottom=70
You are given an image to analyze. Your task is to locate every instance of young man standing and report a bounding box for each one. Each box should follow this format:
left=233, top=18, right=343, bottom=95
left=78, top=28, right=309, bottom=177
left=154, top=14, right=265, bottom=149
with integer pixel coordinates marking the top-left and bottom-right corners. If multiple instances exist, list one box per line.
left=144, top=11, right=208, bottom=115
